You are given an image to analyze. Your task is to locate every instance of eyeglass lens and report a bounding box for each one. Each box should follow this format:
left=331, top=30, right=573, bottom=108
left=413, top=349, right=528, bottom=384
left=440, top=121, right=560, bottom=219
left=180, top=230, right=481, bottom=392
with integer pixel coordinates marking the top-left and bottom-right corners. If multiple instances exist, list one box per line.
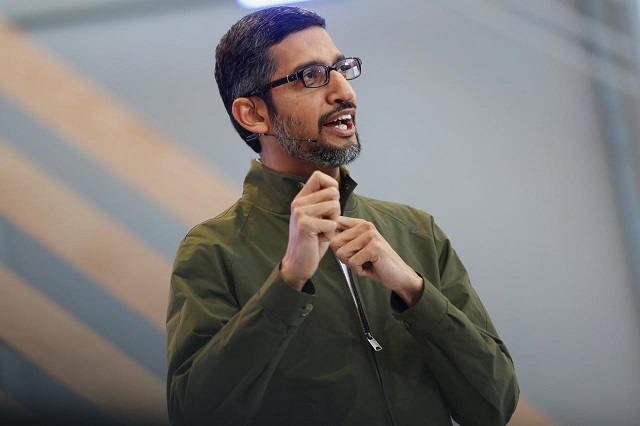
left=301, top=58, right=361, bottom=88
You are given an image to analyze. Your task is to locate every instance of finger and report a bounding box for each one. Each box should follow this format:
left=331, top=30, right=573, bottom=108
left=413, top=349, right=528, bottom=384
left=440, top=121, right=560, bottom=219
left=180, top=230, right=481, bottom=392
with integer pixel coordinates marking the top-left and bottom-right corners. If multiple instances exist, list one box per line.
left=332, top=232, right=371, bottom=261
left=331, top=219, right=363, bottom=251
left=293, top=186, right=340, bottom=209
left=294, top=200, right=340, bottom=223
left=298, top=171, right=339, bottom=196
left=347, top=240, right=381, bottom=268
left=298, top=217, right=339, bottom=240
left=316, top=220, right=339, bottom=242
left=333, top=218, right=377, bottom=248
left=349, top=254, right=375, bottom=276
left=335, top=215, right=361, bottom=231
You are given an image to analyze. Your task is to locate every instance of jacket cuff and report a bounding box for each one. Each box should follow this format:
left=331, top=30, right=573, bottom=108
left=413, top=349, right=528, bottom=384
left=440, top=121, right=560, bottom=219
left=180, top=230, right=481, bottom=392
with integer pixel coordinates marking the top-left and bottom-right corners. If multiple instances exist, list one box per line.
left=258, top=266, right=317, bottom=327
left=391, top=278, right=449, bottom=334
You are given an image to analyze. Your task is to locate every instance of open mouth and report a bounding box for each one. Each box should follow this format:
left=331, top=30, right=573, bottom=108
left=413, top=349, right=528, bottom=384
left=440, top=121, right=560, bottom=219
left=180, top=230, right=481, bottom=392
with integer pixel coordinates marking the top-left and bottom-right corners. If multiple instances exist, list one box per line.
left=323, top=114, right=354, bottom=132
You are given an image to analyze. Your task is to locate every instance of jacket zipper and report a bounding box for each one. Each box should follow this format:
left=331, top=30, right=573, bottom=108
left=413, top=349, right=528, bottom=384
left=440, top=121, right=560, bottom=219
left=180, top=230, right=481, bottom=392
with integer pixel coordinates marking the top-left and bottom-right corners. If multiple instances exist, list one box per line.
left=346, top=268, right=382, bottom=351
left=345, top=267, right=395, bottom=426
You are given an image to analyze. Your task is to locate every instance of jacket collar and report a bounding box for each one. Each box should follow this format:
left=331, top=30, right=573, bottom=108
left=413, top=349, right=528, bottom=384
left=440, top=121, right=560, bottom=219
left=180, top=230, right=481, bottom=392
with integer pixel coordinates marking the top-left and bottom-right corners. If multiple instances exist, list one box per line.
left=243, top=159, right=358, bottom=215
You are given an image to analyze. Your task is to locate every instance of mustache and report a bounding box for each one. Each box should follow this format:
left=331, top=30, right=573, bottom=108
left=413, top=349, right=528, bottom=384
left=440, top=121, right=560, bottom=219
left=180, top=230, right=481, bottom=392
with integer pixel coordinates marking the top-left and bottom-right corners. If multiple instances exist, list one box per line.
left=318, top=102, right=357, bottom=130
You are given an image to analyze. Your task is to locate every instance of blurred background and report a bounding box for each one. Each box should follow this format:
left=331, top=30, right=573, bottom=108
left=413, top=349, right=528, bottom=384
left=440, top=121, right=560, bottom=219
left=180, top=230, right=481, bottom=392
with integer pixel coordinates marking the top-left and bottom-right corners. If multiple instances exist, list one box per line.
left=1, top=0, right=639, bottom=424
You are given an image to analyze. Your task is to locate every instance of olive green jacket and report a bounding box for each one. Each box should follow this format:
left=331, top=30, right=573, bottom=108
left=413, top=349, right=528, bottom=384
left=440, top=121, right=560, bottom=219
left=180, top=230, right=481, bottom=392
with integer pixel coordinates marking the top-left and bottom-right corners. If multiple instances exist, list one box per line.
left=167, top=160, right=519, bottom=426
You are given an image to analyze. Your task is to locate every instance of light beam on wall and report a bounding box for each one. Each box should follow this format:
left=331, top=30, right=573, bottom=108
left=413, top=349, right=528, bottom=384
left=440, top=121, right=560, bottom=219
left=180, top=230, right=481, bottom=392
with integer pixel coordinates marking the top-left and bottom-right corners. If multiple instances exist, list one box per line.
left=237, top=0, right=314, bottom=10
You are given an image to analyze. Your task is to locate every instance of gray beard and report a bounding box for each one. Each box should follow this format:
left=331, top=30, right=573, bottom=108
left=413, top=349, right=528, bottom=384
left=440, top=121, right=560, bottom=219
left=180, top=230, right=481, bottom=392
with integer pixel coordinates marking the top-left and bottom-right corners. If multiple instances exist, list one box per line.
left=272, top=114, right=361, bottom=167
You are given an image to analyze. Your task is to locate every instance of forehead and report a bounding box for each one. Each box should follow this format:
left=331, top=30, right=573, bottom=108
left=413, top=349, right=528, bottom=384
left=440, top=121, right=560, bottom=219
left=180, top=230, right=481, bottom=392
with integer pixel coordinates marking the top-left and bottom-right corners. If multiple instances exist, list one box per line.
left=269, top=26, right=342, bottom=73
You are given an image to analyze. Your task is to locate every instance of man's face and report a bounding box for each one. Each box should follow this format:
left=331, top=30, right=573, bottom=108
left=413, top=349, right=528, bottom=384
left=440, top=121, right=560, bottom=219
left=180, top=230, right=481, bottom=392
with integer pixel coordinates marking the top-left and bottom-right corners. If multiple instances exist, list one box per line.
left=266, top=26, right=360, bottom=166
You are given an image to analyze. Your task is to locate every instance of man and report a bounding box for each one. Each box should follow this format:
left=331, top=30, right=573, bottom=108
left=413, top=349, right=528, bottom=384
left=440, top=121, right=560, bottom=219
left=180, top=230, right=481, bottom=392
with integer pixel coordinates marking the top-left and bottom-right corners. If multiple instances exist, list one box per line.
left=167, top=6, right=519, bottom=426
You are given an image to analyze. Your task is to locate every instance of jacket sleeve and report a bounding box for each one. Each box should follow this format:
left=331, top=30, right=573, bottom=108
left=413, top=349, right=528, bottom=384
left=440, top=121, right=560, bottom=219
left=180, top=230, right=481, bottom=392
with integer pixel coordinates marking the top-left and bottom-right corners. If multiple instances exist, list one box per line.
left=392, top=219, right=520, bottom=426
left=166, top=228, right=316, bottom=425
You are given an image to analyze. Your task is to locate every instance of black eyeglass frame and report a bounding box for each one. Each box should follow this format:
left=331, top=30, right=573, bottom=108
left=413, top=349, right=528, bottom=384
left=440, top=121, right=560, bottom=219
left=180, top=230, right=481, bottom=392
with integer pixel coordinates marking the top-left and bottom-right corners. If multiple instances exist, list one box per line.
left=242, top=57, right=362, bottom=98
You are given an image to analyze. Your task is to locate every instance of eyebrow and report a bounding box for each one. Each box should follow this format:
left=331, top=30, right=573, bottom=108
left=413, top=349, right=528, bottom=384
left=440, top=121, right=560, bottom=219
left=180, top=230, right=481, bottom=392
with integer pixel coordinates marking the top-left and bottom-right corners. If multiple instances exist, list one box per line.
left=290, top=53, right=346, bottom=74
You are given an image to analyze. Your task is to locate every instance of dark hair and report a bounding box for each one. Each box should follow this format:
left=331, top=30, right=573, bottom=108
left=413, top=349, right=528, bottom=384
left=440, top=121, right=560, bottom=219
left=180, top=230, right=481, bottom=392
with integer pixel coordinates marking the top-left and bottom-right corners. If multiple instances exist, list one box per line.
left=214, top=6, right=326, bottom=153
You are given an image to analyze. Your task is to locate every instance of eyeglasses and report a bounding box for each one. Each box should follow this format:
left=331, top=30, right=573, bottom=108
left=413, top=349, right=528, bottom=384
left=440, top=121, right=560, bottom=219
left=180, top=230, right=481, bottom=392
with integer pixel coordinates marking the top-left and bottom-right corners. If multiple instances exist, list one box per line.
left=242, top=57, right=362, bottom=98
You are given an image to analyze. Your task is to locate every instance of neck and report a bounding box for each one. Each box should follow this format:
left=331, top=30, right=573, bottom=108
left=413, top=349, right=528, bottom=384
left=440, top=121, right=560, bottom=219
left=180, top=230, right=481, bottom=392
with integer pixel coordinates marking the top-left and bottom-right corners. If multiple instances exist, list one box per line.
left=259, top=150, right=340, bottom=181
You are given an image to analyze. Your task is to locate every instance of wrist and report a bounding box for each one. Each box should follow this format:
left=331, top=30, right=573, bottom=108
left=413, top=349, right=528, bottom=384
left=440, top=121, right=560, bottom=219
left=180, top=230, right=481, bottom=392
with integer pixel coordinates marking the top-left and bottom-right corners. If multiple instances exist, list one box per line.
left=280, top=259, right=306, bottom=291
left=396, top=273, right=424, bottom=308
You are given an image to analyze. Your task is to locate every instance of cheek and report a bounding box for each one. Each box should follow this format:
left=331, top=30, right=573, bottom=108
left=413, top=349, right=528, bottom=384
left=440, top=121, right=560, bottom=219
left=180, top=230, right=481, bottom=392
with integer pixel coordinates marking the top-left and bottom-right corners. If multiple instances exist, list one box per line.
left=274, top=94, right=324, bottom=126
left=293, top=106, right=322, bottom=127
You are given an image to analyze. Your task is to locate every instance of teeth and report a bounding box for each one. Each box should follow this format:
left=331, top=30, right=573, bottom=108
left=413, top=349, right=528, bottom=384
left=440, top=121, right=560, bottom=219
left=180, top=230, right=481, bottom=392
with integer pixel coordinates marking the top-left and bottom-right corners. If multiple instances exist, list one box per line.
left=324, top=113, right=352, bottom=129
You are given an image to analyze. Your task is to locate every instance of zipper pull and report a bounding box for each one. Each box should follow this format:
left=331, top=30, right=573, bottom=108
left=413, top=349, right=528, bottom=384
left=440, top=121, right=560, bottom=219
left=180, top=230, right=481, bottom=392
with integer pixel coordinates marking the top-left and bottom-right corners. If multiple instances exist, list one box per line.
left=366, top=333, right=382, bottom=351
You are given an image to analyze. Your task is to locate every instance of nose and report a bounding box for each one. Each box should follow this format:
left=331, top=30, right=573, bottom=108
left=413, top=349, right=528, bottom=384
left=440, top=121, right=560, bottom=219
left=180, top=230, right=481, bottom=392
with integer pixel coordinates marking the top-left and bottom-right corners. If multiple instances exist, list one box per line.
left=326, top=70, right=357, bottom=105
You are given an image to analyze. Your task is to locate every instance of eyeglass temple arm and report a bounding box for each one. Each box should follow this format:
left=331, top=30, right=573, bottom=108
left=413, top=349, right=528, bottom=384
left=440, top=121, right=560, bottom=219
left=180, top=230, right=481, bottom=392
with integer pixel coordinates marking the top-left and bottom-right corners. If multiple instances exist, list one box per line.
left=244, top=73, right=301, bottom=98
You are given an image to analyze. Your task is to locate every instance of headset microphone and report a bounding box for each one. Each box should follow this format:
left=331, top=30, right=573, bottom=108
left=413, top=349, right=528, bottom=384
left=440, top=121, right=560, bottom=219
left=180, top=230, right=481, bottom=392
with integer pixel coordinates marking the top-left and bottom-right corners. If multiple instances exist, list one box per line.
left=245, top=133, right=318, bottom=143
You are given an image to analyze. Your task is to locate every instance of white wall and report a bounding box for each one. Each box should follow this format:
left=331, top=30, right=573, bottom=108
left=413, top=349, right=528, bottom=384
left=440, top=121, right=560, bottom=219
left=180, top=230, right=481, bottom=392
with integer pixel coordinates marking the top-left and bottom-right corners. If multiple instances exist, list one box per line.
left=14, top=0, right=640, bottom=423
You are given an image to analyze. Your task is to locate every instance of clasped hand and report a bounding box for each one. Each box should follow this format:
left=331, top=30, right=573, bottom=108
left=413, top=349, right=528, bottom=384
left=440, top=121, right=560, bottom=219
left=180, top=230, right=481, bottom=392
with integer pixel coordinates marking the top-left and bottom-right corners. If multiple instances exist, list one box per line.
left=280, top=171, right=423, bottom=307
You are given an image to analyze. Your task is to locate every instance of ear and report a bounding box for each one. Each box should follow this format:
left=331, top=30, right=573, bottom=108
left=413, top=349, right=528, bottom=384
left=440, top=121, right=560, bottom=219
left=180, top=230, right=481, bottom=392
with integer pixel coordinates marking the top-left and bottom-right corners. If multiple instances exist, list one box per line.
left=232, top=97, right=270, bottom=135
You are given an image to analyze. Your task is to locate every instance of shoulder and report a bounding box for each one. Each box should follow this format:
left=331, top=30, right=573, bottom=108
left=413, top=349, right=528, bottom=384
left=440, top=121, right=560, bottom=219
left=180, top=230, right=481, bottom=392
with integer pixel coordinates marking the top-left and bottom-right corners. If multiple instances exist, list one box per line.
left=177, top=198, right=252, bottom=256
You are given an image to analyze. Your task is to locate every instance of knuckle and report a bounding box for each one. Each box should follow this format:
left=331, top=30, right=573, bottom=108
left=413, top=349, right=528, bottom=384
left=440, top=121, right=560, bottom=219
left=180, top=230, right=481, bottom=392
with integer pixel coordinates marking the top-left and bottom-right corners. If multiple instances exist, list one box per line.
left=291, top=208, right=305, bottom=222
left=297, top=216, right=312, bottom=229
left=371, top=240, right=384, bottom=251
left=324, top=221, right=337, bottom=234
left=312, top=171, right=326, bottom=183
